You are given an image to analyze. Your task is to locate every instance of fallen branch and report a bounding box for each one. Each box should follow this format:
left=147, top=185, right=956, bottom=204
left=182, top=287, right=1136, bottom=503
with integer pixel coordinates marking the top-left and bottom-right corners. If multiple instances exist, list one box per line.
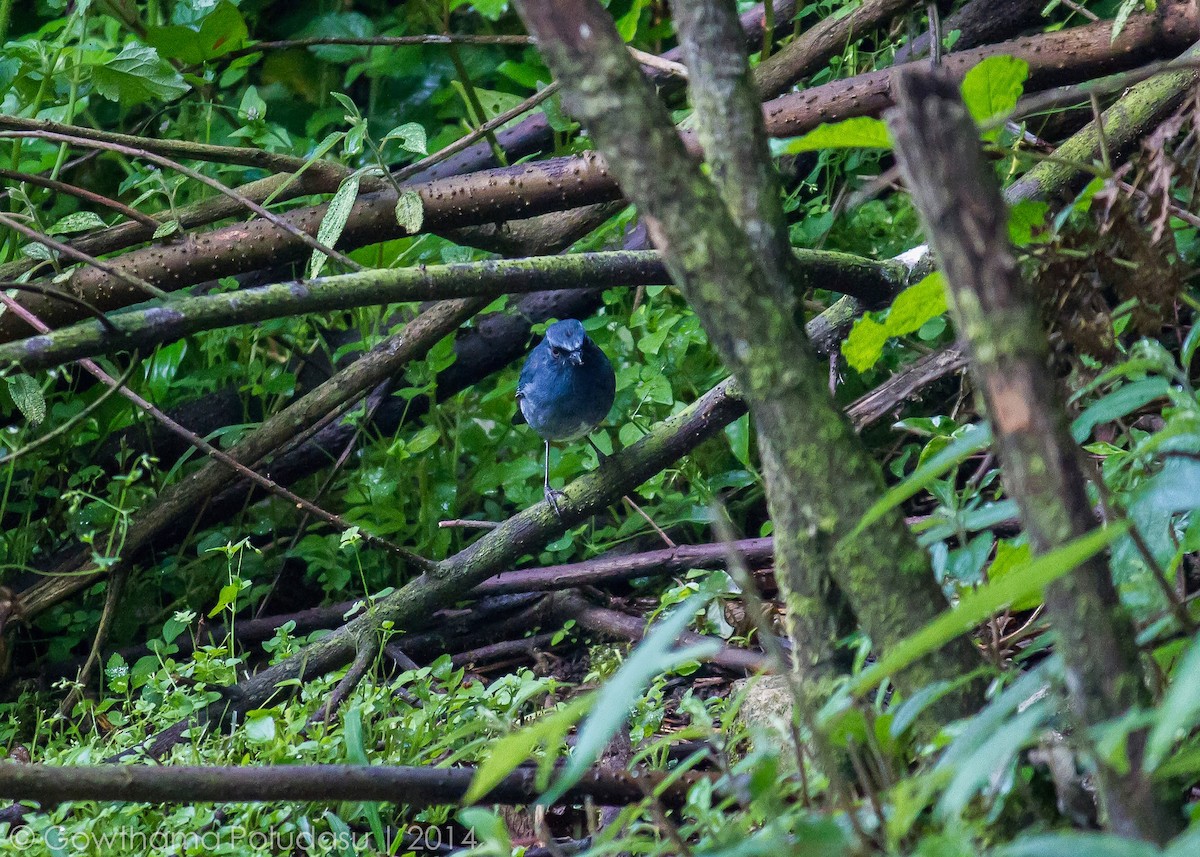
left=0, top=248, right=907, bottom=372
left=0, top=762, right=704, bottom=808
left=9, top=298, right=483, bottom=624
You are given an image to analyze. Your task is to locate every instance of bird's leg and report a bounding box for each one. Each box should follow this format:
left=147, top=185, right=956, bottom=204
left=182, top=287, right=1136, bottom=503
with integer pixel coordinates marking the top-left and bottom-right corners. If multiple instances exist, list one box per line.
left=543, top=439, right=565, bottom=518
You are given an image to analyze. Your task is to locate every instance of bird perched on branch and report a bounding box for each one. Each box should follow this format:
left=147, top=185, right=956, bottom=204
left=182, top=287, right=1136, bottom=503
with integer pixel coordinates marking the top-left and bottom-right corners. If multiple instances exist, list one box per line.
left=516, top=319, right=616, bottom=516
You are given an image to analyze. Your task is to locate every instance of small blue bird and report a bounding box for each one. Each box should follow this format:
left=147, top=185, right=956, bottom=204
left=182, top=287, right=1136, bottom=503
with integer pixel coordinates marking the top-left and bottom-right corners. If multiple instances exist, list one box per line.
left=516, top=319, right=616, bottom=515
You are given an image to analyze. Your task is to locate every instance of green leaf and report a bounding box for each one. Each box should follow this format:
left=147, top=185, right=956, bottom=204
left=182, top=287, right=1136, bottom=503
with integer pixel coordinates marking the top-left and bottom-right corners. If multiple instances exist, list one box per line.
left=152, top=220, right=181, bottom=240
left=852, top=524, right=1128, bottom=695
left=91, top=44, right=189, bottom=105
left=960, top=55, right=1029, bottom=125
left=615, top=0, right=647, bottom=40
left=308, top=173, right=361, bottom=280
left=998, top=833, right=1160, bottom=857
left=343, top=704, right=369, bottom=764
left=237, top=85, right=267, bottom=123
left=784, top=117, right=892, bottom=153
left=1112, top=0, right=1145, bottom=44
left=381, top=121, right=427, bottom=155
left=20, top=242, right=53, bottom=261
left=841, top=274, right=948, bottom=372
left=885, top=272, right=948, bottom=337
left=541, top=594, right=719, bottom=804
left=1008, top=200, right=1050, bottom=246
left=1144, top=633, right=1200, bottom=771
left=244, top=709, right=276, bottom=743
left=395, top=190, right=425, bottom=233
left=456, top=808, right=511, bottom=853
left=207, top=581, right=242, bottom=617
left=6, top=373, right=45, bottom=425
left=145, top=1, right=248, bottom=63
left=464, top=694, right=592, bottom=804
left=850, top=423, right=992, bottom=537
left=985, top=541, right=1040, bottom=610
left=458, top=0, right=511, bottom=22
left=47, top=211, right=107, bottom=236
left=938, top=698, right=1051, bottom=820
left=1070, top=378, right=1171, bottom=443
left=406, top=424, right=440, bottom=456
left=842, top=315, right=890, bottom=373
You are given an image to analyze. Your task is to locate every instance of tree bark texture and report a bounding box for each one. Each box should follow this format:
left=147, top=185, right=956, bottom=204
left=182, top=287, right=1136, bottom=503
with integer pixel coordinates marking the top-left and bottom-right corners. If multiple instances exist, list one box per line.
left=0, top=248, right=907, bottom=373
left=887, top=68, right=1181, bottom=844
left=513, top=0, right=984, bottom=713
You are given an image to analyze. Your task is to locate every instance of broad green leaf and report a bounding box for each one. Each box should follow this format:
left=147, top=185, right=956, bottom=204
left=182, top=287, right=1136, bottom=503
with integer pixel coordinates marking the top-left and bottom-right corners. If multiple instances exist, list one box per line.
left=145, top=1, right=248, bottom=63
left=237, top=85, right=267, bottom=123
left=849, top=422, right=992, bottom=537
left=395, top=190, right=425, bottom=233
left=886, top=272, right=948, bottom=337
left=842, top=274, right=948, bottom=372
left=784, top=117, right=892, bottom=153
left=207, top=582, right=242, bottom=617
left=244, top=709, right=276, bottom=743
left=91, top=44, right=189, bottom=105
left=985, top=541, right=1040, bottom=610
left=1070, top=378, right=1171, bottom=442
left=20, top=242, right=53, bottom=261
left=960, top=55, right=1029, bottom=125
left=841, top=315, right=890, bottom=373
left=615, top=0, right=648, bottom=41
left=382, top=122, right=428, bottom=155
left=1144, top=632, right=1200, bottom=771
left=1008, top=200, right=1050, bottom=246
left=6, top=373, right=45, bottom=425
left=456, top=808, right=511, bottom=852
left=308, top=173, right=361, bottom=279
left=998, top=833, right=1160, bottom=857
left=342, top=705, right=387, bottom=849
left=406, top=424, right=441, bottom=456
left=540, top=594, right=719, bottom=805
left=47, top=211, right=106, bottom=236
left=852, top=524, right=1128, bottom=695
left=323, top=811, right=357, bottom=857
left=1112, top=0, right=1147, bottom=44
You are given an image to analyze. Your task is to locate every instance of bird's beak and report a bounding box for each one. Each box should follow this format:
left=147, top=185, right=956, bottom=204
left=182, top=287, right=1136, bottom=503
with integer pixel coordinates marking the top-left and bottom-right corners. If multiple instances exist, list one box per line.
left=568, top=351, right=583, bottom=366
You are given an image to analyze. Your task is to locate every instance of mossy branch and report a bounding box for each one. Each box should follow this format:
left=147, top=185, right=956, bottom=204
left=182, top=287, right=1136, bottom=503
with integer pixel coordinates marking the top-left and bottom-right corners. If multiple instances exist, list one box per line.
left=0, top=249, right=906, bottom=372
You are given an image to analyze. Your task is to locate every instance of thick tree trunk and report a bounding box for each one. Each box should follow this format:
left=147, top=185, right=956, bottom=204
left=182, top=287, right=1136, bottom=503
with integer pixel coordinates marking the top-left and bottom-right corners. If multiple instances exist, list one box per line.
left=888, top=68, right=1182, bottom=843
left=514, top=0, right=985, bottom=717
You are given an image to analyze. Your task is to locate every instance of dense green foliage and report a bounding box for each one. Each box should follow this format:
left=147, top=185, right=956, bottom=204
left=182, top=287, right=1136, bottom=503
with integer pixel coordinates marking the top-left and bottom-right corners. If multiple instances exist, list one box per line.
left=0, top=0, right=1199, bottom=854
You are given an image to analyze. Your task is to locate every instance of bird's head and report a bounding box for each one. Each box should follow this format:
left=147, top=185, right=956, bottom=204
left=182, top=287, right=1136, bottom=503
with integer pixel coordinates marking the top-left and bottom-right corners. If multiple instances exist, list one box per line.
left=545, top=319, right=586, bottom=366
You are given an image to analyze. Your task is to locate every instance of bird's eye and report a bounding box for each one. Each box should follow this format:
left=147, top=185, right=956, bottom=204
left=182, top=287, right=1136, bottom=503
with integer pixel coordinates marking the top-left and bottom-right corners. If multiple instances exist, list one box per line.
left=550, top=346, right=563, bottom=358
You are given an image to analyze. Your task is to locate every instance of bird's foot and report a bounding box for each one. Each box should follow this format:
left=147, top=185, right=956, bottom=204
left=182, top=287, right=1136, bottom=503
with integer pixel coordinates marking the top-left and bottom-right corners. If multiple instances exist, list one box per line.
left=544, top=486, right=567, bottom=519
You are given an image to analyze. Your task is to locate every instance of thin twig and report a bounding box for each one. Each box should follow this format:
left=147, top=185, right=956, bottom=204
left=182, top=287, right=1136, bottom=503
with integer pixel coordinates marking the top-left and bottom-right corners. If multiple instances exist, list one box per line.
left=0, top=131, right=363, bottom=273
left=0, top=281, right=119, bottom=332
left=217, top=33, right=534, bottom=65
left=0, top=166, right=160, bottom=229
left=0, top=295, right=417, bottom=562
left=392, top=83, right=559, bottom=183
left=0, top=211, right=169, bottom=300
